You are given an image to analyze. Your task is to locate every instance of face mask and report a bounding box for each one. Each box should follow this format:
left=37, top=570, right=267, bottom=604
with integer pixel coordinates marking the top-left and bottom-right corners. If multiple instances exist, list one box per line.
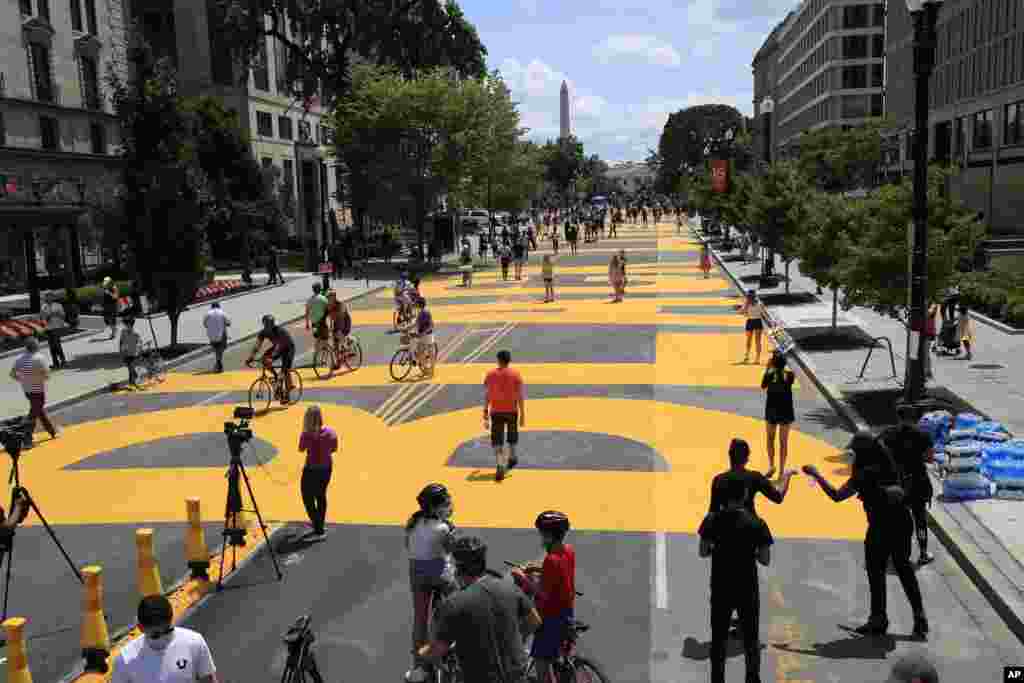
left=145, top=629, right=174, bottom=650
left=437, top=504, right=453, bottom=520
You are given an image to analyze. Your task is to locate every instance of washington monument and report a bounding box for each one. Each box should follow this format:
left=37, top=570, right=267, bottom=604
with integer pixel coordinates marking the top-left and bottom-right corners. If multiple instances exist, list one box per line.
left=559, top=80, right=571, bottom=139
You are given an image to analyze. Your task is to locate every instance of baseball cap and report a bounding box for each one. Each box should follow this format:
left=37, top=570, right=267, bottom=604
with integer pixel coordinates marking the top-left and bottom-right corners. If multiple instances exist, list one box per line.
left=885, top=650, right=939, bottom=683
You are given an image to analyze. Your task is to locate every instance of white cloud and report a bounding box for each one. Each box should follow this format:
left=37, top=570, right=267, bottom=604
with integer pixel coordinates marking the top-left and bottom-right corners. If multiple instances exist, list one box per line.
left=519, top=0, right=539, bottom=17
left=592, top=35, right=682, bottom=67
left=498, top=57, right=572, bottom=99
left=574, top=94, right=607, bottom=119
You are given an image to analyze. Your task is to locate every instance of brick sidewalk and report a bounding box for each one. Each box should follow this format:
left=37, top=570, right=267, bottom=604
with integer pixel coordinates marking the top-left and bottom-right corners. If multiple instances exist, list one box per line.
left=699, top=219, right=1024, bottom=645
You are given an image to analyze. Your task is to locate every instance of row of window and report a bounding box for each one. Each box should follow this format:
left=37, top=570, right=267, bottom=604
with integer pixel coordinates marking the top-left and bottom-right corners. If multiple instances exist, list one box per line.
left=21, top=0, right=99, bottom=35
left=25, top=42, right=102, bottom=110
left=260, top=157, right=345, bottom=203
left=0, top=111, right=106, bottom=154
left=952, top=101, right=1024, bottom=154
left=842, top=4, right=885, bottom=30
left=842, top=33, right=885, bottom=60
left=255, top=111, right=331, bottom=145
left=939, top=0, right=1020, bottom=62
left=841, top=63, right=885, bottom=89
left=931, top=32, right=1024, bottom=108
left=780, top=28, right=884, bottom=95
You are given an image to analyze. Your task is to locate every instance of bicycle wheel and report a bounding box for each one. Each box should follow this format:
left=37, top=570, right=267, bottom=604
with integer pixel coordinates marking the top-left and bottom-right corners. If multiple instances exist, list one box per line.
left=567, top=657, right=610, bottom=683
left=390, top=348, right=414, bottom=381
left=421, top=343, right=437, bottom=374
left=249, top=378, right=273, bottom=412
left=344, top=336, right=363, bottom=370
left=286, top=369, right=304, bottom=403
left=312, top=347, right=334, bottom=379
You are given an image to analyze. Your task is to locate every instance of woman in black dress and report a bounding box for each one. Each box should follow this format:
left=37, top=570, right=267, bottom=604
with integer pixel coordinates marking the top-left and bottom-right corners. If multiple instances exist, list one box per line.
left=762, top=350, right=795, bottom=480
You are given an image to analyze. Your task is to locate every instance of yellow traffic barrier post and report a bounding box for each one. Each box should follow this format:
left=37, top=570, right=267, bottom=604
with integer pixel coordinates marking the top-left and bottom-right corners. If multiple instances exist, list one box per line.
left=3, top=617, right=33, bottom=683
left=135, top=528, right=163, bottom=599
left=80, top=566, right=110, bottom=673
left=185, top=498, right=210, bottom=581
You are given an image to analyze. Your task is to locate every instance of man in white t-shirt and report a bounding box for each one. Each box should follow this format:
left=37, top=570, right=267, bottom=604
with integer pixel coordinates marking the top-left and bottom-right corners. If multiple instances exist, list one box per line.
left=111, top=595, right=219, bottom=683
left=202, top=302, right=231, bottom=373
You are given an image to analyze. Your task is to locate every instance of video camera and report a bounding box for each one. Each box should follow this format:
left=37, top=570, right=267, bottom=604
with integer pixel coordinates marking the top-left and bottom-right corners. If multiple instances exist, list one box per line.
left=224, top=407, right=254, bottom=443
left=0, top=421, right=29, bottom=459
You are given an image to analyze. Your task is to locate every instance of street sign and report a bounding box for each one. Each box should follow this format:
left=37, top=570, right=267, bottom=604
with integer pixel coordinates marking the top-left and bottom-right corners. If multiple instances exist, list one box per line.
left=318, top=262, right=334, bottom=274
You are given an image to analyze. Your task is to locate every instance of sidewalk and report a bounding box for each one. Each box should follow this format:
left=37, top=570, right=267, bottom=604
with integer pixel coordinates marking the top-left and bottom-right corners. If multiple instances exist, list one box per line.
left=702, top=223, right=1024, bottom=645
left=0, top=273, right=389, bottom=422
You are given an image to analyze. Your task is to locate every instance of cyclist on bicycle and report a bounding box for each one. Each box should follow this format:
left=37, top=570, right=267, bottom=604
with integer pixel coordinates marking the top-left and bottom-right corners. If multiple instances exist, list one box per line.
left=306, top=283, right=329, bottom=353
left=405, top=483, right=458, bottom=683
left=247, top=315, right=296, bottom=402
left=401, top=296, right=434, bottom=375
left=511, top=511, right=576, bottom=683
left=326, top=291, right=351, bottom=370
left=418, top=536, right=541, bottom=683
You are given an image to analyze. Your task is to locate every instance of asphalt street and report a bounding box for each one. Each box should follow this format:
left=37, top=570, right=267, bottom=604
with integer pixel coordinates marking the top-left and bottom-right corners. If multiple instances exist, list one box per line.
left=4, top=223, right=1024, bottom=683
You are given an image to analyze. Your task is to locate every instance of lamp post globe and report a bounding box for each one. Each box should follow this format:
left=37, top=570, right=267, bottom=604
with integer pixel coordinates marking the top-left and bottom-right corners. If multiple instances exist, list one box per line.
left=761, top=96, right=774, bottom=115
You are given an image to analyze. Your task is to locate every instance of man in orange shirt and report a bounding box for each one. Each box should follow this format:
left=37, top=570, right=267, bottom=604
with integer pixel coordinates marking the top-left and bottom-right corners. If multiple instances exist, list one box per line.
left=483, top=350, right=525, bottom=482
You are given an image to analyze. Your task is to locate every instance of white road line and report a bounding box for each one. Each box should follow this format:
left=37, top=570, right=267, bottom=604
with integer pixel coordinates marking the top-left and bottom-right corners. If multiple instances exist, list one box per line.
left=388, top=383, right=446, bottom=426
left=376, top=382, right=420, bottom=420
left=655, top=531, right=669, bottom=610
left=197, top=389, right=234, bottom=406
left=377, top=327, right=472, bottom=421
left=463, top=323, right=515, bottom=363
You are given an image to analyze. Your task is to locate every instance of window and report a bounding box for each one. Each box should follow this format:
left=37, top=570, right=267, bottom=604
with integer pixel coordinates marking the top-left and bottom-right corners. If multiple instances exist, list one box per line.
left=39, top=116, right=59, bottom=150
left=0, top=112, right=5, bottom=146
left=79, top=56, right=100, bottom=110
left=872, top=34, right=884, bottom=58
left=70, top=0, right=82, bottom=30
left=298, top=120, right=311, bottom=143
left=320, top=125, right=331, bottom=145
left=261, top=157, right=273, bottom=169
left=89, top=122, right=105, bottom=154
left=842, top=65, right=868, bottom=89
left=1006, top=102, right=1023, bottom=146
left=843, top=35, right=869, bottom=58
left=843, top=4, right=870, bottom=29
left=955, top=116, right=967, bottom=156
left=274, top=37, right=289, bottom=94
left=29, top=43, right=54, bottom=103
left=871, top=93, right=884, bottom=116
left=37, top=0, right=49, bottom=21
left=278, top=116, right=292, bottom=140
left=283, top=159, right=294, bottom=195
left=19, top=0, right=31, bottom=15
left=841, top=94, right=871, bottom=118
left=871, top=63, right=884, bottom=87
left=973, top=109, right=993, bottom=149
left=256, top=111, right=273, bottom=137
left=253, top=39, right=269, bottom=91
left=873, top=3, right=885, bottom=26
left=84, top=0, right=96, bottom=33
left=334, top=166, right=344, bottom=201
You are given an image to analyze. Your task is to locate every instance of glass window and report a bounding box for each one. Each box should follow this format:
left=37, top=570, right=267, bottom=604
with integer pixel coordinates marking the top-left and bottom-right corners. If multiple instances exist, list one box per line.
left=84, top=0, right=96, bottom=33
left=298, top=120, right=311, bottom=142
left=872, top=34, right=884, bottom=58
left=1006, top=102, right=1023, bottom=146
left=79, top=56, right=101, bottom=110
left=19, top=0, right=31, bottom=15
left=89, top=123, right=105, bottom=154
left=841, top=94, right=871, bottom=118
left=261, top=157, right=273, bottom=169
left=843, top=35, right=869, bottom=58
left=0, top=112, right=5, bottom=146
left=39, top=116, right=59, bottom=151
left=70, top=0, right=82, bottom=31
left=873, top=3, right=885, bottom=26
left=871, top=63, right=884, bottom=87
left=283, top=159, right=294, bottom=195
left=871, top=93, right=884, bottom=116
left=973, top=109, right=993, bottom=149
left=843, top=4, right=870, bottom=28
left=256, top=111, right=273, bottom=137
left=37, top=0, right=49, bottom=21
left=253, top=39, right=269, bottom=91
left=842, top=65, right=868, bottom=89
left=954, top=116, right=966, bottom=156
left=30, top=43, right=54, bottom=103
left=278, top=116, right=292, bottom=140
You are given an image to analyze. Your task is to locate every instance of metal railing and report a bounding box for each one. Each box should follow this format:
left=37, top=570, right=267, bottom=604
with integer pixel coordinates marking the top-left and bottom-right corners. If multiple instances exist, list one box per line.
left=857, top=336, right=897, bottom=380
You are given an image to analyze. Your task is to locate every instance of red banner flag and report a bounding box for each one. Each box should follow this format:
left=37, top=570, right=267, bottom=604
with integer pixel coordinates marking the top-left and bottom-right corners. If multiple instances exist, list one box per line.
left=711, top=160, right=729, bottom=193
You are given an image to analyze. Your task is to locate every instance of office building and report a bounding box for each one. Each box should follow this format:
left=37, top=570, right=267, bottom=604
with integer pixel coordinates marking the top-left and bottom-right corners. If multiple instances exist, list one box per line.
left=885, top=0, right=1024, bottom=235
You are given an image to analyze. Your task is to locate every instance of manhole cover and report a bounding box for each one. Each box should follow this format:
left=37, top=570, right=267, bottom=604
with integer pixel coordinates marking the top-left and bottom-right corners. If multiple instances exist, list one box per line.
left=970, top=363, right=1005, bottom=370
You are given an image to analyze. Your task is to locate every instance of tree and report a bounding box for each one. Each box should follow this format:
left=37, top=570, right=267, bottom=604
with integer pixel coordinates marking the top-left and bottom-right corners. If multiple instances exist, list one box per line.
left=794, top=118, right=892, bottom=192
left=746, top=162, right=809, bottom=292
left=654, top=104, right=746, bottom=195
left=835, top=166, right=986, bottom=321
left=797, top=190, right=864, bottom=329
left=217, top=0, right=486, bottom=109
left=539, top=136, right=585, bottom=205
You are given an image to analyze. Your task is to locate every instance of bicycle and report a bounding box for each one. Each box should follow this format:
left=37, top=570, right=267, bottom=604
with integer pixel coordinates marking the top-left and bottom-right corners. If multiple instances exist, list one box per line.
left=424, top=583, right=462, bottom=683
left=280, top=615, right=325, bottom=683
left=394, top=300, right=416, bottom=330
left=134, top=341, right=165, bottom=385
left=246, top=358, right=303, bottom=411
left=312, top=333, right=363, bottom=378
left=390, top=332, right=438, bottom=381
left=505, top=561, right=609, bottom=683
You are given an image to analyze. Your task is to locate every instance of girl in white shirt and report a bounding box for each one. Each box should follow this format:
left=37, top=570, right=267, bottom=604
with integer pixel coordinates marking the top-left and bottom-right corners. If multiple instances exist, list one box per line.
left=404, top=483, right=456, bottom=683
left=739, top=289, right=765, bottom=365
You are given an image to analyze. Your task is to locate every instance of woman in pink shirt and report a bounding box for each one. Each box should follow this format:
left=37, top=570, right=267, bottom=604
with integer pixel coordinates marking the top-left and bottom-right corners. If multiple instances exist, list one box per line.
left=298, top=405, right=338, bottom=539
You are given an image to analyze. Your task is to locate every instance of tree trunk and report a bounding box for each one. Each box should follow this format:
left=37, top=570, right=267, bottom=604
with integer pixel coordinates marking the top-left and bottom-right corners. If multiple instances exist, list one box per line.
left=785, top=259, right=791, bottom=294
left=832, top=287, right=838, bottom=331
left=169, top=311, right=179, bottom=348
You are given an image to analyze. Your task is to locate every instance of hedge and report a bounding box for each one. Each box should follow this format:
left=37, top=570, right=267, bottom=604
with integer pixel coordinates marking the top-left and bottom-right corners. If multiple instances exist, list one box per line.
left=52, top=281, right=135, bottom=312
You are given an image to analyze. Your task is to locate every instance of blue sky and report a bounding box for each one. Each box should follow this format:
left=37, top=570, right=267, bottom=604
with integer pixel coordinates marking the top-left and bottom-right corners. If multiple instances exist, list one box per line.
left=457, top=0, right=797, bottom=163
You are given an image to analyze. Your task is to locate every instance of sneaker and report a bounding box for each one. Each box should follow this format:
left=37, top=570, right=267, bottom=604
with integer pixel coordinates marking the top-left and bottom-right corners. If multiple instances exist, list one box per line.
left=508, top=455, right=518, bottom=470
left=918, top=551, right=935, bottom=566
left=405, top=666, right=428, bottom=683
left=912, top=615, right=929, bottom=638
left=853, top=620, right=888, bottom=636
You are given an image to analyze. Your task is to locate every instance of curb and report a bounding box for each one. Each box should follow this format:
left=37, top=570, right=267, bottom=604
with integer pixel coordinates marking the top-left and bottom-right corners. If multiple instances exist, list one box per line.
left=705, top=229, right=1024, bottom=646
left=5, top=284, right=387, bottom=422
left=969, top=308, right=1024, bottom=335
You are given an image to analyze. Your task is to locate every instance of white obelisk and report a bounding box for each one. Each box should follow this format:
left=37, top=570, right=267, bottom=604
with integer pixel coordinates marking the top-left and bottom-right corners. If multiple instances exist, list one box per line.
left=559, top=81, right=571, bottom=139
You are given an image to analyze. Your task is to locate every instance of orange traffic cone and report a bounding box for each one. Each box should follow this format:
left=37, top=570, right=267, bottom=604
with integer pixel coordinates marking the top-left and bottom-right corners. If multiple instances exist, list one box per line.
left=80, top=566, right=110, bottom=673
left=3, top=617, right=33, bottom=683
left=135, top=528, right=163, bottom=599
left=185, top=498, right=210, bottom=580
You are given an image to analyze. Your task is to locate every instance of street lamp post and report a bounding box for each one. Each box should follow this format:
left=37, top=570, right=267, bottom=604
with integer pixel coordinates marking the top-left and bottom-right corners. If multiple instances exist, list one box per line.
left=760, top=97, right=775, bottom=282
left=905, top=0, right=944, bottom=405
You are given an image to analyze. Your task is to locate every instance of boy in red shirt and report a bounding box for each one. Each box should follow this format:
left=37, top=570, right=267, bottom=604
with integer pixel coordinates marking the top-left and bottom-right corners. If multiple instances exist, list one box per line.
left=512, top=511, right=575, bottom=683
left=483, top=350, right=525, bottom=482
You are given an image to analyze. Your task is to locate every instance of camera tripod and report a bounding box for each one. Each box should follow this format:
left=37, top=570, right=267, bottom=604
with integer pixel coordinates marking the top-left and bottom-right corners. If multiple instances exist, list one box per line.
left=1, top=450, right=83, bottom=634
left=217, top=431, right=282, bottom=591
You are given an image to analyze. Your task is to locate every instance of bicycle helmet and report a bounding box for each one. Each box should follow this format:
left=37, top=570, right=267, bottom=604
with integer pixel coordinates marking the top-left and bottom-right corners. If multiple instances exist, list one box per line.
left=312, top=282, right=322, bottom=293
left=417, top=483, right=450, bottom=511
left=535, top=510, right=570, bottom=537
left=450, top=535, right=487, bottom=575
left=262, top=314, right=275, bottom=327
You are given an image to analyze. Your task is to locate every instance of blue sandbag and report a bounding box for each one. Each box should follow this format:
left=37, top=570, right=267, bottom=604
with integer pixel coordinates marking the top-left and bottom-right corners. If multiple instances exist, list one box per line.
left=978, top=431, right=1012, bottom=443
left=955, top=412, right=985, bottom=430
left=948, top=428, right=978, bottom=442
left=975, top=421, right=1010, bottom=435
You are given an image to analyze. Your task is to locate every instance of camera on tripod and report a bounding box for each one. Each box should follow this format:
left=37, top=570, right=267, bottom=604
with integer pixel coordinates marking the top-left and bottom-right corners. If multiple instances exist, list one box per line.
left=0, top=422, right=29, bottom=458
left=224, top=406, right=255, bottom=443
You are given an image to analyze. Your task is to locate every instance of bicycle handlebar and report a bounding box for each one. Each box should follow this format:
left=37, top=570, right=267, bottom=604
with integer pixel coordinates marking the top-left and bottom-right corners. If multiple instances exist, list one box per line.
left=504, top=561, right=583, bottom=596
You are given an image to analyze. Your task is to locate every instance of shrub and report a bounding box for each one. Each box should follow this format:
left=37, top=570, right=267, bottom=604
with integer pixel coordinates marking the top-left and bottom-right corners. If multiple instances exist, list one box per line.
left=54, top=281, right=134, bottom=313
left=1006, top=302, right=1024, bottom=328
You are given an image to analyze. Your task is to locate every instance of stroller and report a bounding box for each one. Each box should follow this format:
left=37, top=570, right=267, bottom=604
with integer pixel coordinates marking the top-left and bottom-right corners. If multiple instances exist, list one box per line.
left=933, top=319, right=961, bottom=356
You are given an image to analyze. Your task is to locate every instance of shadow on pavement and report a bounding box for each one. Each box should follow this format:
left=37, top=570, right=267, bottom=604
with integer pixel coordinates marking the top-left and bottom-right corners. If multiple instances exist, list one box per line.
left=680, top=635, right=768, bottom=660
left=800, top=406, right=851, bottom=432
left=758, top=292, right=819, bottom=306
left=772, top=631, right=905, bottom=660
left=844, top=386, right=985, bottom=430
left=791, top=329, right=877, bottom=352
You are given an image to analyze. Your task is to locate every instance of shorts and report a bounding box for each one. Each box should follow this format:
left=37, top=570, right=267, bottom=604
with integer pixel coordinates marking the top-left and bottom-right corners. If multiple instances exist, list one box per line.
left=490, top=412, right=519, bottom=447
left=544, top=277, right=553, bottom=284
left=270, top=347, right=295, bottom=371
left=408, top=558, right=456, bottom=594
left=413, top=334, right=435, bottom=356
left=745, top=318, right=764, bottom=332
left=313, top=320, right=328, bottom=340
left=531, top=609, right=574, bottom=660
left=765, top=402, right=795, bottom=425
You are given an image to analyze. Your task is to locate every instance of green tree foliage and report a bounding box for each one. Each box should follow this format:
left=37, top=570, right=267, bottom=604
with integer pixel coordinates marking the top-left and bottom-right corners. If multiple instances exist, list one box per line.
left=798, top=190, right=864, bottom=328
left=746, top=162, right=809, bottom=292
left=654, top=104, right=746, bottom=195
left=217, top=0, right=486, bottom=108
left=835, top=166, right=986, bottom=321
left=794, top=118, right=891, bottom=192
left=539, top=136, right=586, bottom=202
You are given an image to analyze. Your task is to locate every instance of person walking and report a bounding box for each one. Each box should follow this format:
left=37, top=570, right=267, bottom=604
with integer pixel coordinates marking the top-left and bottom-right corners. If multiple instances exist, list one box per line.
left=739, top=289, right=765, bottom=364
left=500, top=241, right=512, bottom=281
left=111, top=595, right=220, bottom=683
left=762, top=351, right=796, bottom=480
left=880, top=405, right=936, bottom=565
left=101, top=276, right=119, bottom=339
left=483, top=350, right=525, bottom=482
left=298, top=405, right=337, bottom=539
left=608, top=253, right=623, bottom=303
left=267, top=246, right=282, bottom=285
left=957, top=303, right=975, bottom=361
left=41, top=292, right=68, bottom=369
left=617, top=249, right=628, bottom=299
left=119, top=317, right=142, bottom=387
left=512, top=234, right=526, bottom=280
left=10, top=337, right=58, bottom=446
left=203, top=302, right=231, bottom=373
left=699, top=474, right=773, bottom=683
left=803, top=431, right=929, bottom=638
left=925, top=301, right=939, bottom=378
left=941, top=283, right=959, bottom=322
left=700, top=241, right=712, bottom=278
left=541, top=255, right=556, bottom=303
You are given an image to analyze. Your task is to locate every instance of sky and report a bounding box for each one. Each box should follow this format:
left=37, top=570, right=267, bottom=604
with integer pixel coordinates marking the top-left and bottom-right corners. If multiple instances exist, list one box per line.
left=457, top=0, right=798, bottom=163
